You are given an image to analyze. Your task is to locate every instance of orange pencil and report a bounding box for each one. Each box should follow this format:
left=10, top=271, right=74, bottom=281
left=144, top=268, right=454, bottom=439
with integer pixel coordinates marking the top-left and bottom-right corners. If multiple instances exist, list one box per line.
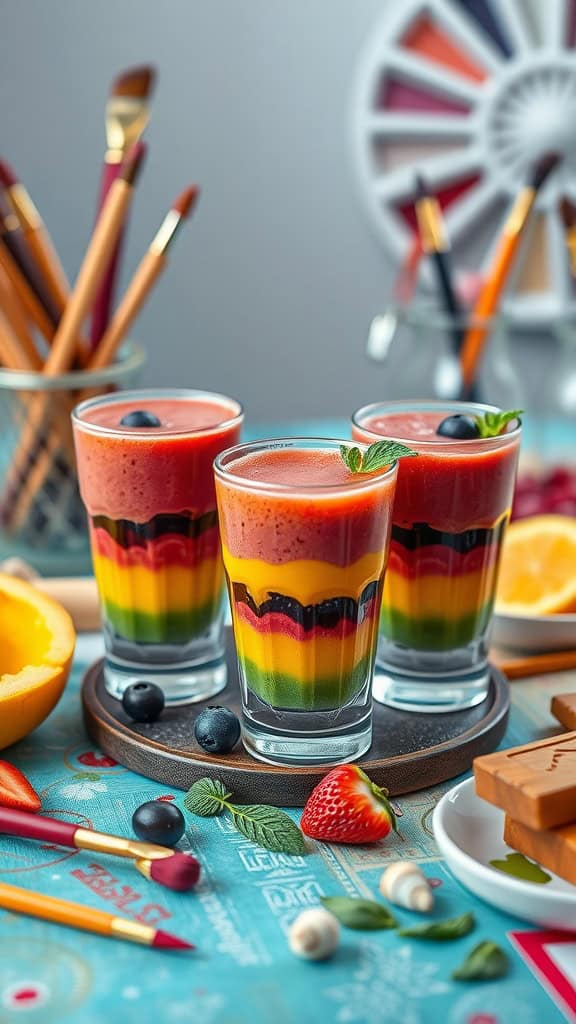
left=459, top=153, right=561, bottom=396
left=0, top=881, right=193, bottom=950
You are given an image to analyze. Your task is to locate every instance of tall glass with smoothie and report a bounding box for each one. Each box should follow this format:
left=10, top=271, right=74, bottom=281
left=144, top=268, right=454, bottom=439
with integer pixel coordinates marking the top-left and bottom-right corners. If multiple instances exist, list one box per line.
left=72, top=389, right=243, bottom=703
left=214, top=438, right=402, bottom=764
left=352, top=402, right=521, bottom=712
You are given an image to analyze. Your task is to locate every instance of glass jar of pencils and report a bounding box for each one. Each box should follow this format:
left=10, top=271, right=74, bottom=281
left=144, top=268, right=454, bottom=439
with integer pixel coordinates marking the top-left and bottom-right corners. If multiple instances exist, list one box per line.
left=368, top=303, right=525, bottom=410
left=0, top=341, right=145, bottom=576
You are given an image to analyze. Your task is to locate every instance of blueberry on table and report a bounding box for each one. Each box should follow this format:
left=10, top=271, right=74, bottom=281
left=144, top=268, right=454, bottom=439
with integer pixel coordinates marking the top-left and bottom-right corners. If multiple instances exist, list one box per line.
left=132, top=800, right=185, bottom=847
left=120, top=410, right=161, bottom=428
left=437, top=415, right=479, bottom=440
left=194, top=706, right=241, bottom=754
left=122, top=681, right=165, bottom=723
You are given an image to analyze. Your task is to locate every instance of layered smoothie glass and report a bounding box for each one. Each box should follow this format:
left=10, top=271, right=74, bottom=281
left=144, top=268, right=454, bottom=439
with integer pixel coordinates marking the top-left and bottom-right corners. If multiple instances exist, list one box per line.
left=214, top=438, right=398, bottom=764
left=72, top=388, right=243, bottom=703
left=352, top=402, right=521, bottom=712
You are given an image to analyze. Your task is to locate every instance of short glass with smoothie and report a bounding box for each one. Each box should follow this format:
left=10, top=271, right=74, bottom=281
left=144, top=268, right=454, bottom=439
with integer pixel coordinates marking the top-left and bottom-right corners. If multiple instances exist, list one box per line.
left=352, top=401, right=521, bottom=712
left=214, top=438, right=399, bottom=764
left=72, top=388, right=243, bottom=703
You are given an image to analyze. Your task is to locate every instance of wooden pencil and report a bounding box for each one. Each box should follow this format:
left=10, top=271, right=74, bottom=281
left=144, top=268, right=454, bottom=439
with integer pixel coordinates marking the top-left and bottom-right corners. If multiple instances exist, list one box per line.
left=0, top=881, right=193, bottom=950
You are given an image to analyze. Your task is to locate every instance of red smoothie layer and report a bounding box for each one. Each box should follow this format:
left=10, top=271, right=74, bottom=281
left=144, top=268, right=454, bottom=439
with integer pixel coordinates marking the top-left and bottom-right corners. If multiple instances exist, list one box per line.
left=74, top=395, right=242, bottom=522
left=217, top=448, right=396, bottom=566
left=353, top=410, right=520, bottom=531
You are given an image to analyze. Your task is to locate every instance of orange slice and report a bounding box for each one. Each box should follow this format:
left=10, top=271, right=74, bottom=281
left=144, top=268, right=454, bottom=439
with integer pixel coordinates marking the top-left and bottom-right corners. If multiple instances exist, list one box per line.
left=496, top=515, right=576, bottom=617
left=0, top=573, right=75, bottom=750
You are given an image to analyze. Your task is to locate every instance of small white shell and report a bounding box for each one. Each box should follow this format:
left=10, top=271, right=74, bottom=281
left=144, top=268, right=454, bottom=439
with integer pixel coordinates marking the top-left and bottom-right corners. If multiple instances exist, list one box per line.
left=288, top=908, right=340, bottom=961
left=379, top=862, right=433, bottom=913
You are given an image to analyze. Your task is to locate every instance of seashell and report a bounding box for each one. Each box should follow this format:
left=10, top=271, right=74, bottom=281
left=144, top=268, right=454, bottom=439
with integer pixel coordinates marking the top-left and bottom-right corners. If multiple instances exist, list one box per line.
left=288, top=908, right=340, bottom=961
left=379, top=862, right=433, bottom=913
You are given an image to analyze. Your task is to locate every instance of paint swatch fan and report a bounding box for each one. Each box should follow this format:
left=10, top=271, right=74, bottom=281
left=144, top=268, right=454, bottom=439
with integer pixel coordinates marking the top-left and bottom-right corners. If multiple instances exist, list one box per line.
left=352, top=0, right=576, bottom=322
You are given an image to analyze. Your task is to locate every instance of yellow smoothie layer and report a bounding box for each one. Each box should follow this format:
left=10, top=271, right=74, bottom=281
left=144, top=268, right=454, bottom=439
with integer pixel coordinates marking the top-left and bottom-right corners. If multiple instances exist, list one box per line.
left=383, top=566, right=500, bottom=618
left=92, top=552, right=223, bottom=614
left=221, top=547, right=384, bottom=604
left=231, top=610, right=378, bottom=681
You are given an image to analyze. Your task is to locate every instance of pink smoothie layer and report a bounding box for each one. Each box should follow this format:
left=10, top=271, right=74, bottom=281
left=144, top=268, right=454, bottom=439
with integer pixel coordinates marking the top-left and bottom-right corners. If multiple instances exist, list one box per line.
left=217, top=447, right=396, bottom=565
left=74, top=396, right=241, bottom=522
left=353, top=410, right=520, bottom=532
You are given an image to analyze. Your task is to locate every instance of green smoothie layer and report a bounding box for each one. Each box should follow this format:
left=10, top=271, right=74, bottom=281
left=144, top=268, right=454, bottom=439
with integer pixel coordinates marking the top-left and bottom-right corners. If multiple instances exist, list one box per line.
left=380, top=604, right=493, bottom=651
left=103, top=599, right=220, bottom=644
left=240, top=654, right=372, bottom=710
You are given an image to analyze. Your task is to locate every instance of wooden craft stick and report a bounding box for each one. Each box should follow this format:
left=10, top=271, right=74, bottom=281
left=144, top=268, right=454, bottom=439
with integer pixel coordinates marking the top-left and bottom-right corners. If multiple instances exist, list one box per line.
left=504, top=815, right=576, bottom=886
left=495, top=650, right=576, bottom=680
left=474, top=732, right=576, bottom=830
left=35, top=577, right=100, bottom=632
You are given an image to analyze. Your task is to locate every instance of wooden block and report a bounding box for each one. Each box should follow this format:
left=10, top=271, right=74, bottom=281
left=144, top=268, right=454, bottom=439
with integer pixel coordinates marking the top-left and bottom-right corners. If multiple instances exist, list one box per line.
left=474, top=732, right=576, bottom=829
left=504, top=816, right=576, bottom=887
left=551, top=694, right=576, bottom=732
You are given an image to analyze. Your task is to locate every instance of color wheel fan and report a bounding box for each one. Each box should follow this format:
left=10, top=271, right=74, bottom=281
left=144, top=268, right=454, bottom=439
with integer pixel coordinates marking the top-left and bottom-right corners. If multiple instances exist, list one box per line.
left=351, top=0, right=576, bottom=322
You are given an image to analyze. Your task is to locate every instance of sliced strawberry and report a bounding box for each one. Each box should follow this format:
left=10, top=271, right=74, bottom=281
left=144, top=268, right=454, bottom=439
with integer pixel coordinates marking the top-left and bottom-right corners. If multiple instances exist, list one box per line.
left=301, top=764, right=397, bottom=844
left=0, top=760, right=41, bottom=812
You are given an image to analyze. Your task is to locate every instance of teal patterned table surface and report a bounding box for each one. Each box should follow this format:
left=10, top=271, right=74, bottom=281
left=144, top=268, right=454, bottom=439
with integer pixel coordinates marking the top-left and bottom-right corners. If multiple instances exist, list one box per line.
left=1, top=635, right=575, bottom=1024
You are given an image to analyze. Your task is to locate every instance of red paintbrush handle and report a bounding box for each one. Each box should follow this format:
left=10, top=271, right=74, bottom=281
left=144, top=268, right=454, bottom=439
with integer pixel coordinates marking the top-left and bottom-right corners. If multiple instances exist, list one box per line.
left=89, top=159, right=127, bottom=349
left=0, top=806, right=78, bottom=846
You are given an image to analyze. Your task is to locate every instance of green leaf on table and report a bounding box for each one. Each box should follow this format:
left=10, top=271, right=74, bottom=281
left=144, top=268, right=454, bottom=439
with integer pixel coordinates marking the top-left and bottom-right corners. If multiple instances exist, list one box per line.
left=184, top=777, right=231, bottom=816
left=340, top=440, right=417, bottom=475
left=320, top=896, right=397, bottom=930
left=398, top=911, right=475, bottom=940
left=230, top=804, right=306, bottom=855
left=474, top=409, right=523, bottom=439
left=452, top=940, right=509, bottom=981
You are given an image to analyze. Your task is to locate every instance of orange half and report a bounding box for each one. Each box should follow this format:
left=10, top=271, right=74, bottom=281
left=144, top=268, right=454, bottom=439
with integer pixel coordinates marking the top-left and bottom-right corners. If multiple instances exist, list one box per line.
left=496, top=515, right=576, bottom=616
left=0, top=573, right=76, bottom=749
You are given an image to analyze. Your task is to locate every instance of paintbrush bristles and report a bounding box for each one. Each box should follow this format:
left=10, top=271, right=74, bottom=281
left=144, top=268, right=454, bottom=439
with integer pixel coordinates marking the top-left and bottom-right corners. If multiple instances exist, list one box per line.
left=173, top=185, right=200, bottom=218
left=0, top=160, right=17, bottom=189
left=136, top=852, right=201, bottom=892
left=560, top=197, right=576, bottom=230
left=112, top=65, right=156, bottom=99
left=529, top=152, right=561, bottom=192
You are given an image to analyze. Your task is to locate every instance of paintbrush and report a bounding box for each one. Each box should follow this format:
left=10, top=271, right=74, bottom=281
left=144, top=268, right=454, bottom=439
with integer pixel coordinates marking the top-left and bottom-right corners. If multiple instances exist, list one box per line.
left=91, top=64, right=156, bottom=348
left=0, top=806, right=201, bottom=892
left=0, top=881, right=193, bottom=950
left=459, top=152, right=561, bottom=397
left=4, top=180, right=195, bottom=524
left=414, top=174, right=463, bottom=355
left=0, top=159, right=71, bottom=312
left=559, top=196, right=576, bottom=277
left=1, top=143, right=147, bottom=532
left=366, top=236, right=422, bottom=361
left=0, top=262, right=41, bottom=368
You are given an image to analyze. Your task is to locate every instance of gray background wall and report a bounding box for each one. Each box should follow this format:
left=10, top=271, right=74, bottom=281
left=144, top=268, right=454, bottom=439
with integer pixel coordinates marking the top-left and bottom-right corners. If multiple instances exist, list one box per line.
left=0, top=1, right=548, bottom=425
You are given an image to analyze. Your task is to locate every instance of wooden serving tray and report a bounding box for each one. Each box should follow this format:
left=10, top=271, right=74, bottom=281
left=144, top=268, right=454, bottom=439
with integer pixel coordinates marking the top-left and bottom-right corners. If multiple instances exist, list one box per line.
left=82, top=630, right=509, bottom=806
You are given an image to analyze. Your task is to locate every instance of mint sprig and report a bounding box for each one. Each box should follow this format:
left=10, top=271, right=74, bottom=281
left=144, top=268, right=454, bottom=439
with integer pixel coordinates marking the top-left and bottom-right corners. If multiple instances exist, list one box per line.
left=184, top=777, right=306, bottom=855
left=340, top=440, right=417, bottom=474
left=474, top=409, right=523, bottom=439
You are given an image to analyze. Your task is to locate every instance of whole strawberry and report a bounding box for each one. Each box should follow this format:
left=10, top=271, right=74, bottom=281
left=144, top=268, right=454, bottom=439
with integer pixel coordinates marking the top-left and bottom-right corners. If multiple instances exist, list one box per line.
left=301, top=765, right=397, bottom=844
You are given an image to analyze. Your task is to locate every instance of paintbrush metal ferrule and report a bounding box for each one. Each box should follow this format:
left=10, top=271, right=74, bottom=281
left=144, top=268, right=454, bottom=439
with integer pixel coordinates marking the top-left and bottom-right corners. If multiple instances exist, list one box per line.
left=150, top=209, right=184, bottom=254
left=415, top=196, right=447, bottom=253
left=73, top=827, right=174, bottom=862
left=7, top=184, right=42, bottom=230
left=504, top=187, right=536, bottom=237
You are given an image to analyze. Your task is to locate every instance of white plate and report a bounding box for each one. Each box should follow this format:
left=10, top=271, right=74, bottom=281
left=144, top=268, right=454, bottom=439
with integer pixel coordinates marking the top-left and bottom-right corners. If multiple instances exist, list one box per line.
left=433, top=778, right=576, bottom=929
left=492, top=612, right=576, bottom=653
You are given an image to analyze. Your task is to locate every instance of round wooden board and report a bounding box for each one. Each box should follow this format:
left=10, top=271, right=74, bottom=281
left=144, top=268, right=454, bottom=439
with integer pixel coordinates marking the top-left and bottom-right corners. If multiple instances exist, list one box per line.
left=82, top=631, right=509, bottom=806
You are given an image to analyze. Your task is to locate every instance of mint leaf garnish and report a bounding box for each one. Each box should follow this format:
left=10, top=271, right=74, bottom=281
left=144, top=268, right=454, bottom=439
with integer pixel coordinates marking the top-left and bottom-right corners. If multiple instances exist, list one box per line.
left=320, top=896, right=397, bottom=930
left=474, top=409, right=523, bottom=439
left=230, top=804, right=306, bottom=855
left=398, top=911, right=475, bottom=940
left=340, top=440, right=417, bottom=474
left=184, top=776, right=307, bottom=855
left=452, top=940, right=509, bottom=981
left=184, top=777, right=231, bottom=816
